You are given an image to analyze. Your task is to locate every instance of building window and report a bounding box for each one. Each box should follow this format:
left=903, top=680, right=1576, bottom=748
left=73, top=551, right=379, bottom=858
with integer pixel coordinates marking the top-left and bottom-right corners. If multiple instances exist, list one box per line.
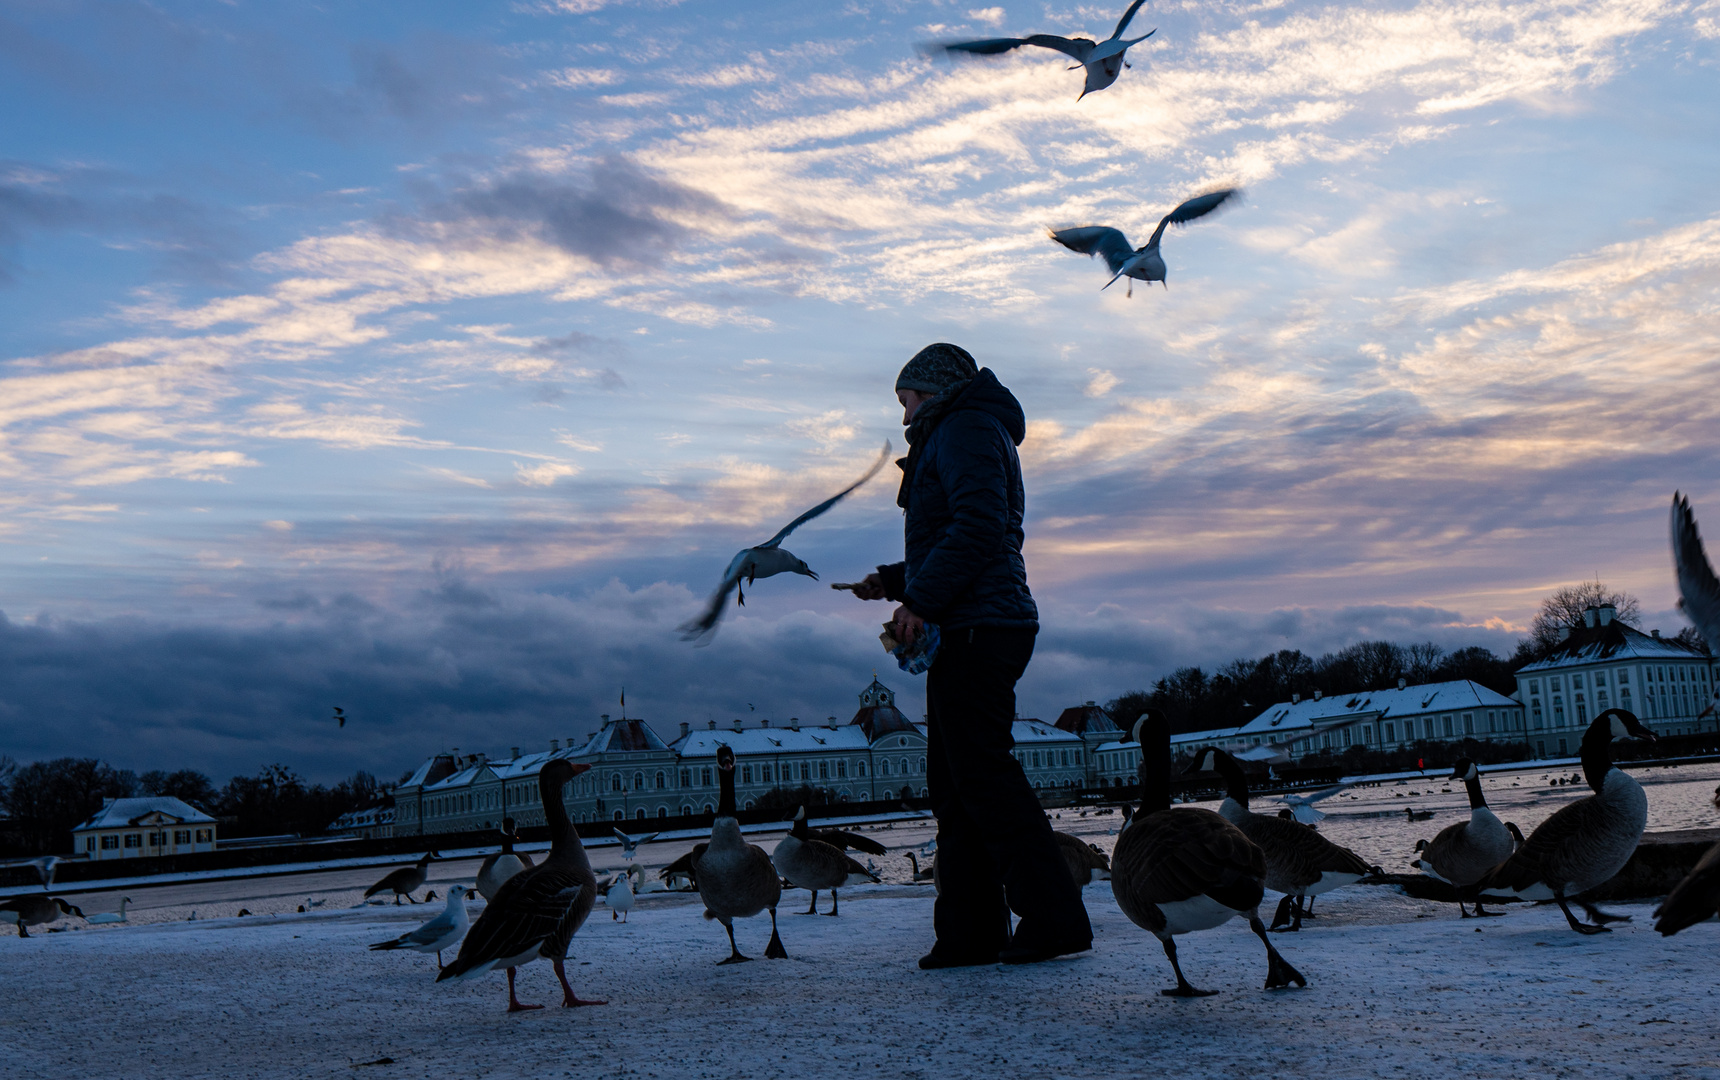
left=760, top=764, right=773, bottom=782
left=1558, top=738, right=1568, bottom=755
left=702, top=767, right=713, bottom=786
left=1442, top=716, right=1453, bottom=737
left=837, top=760, right=847, bottom=778
left=682, top=805, right=693, bottom=816
left=742, top=765, right=753, bottom=783
left=881, top=759, right=892, bottom=776
left=1462, top=713, right=1473, bottom=735
left=919, top=757, right=927, bottom=774
left=819, top=761, right=829, bottom=780
left=658, top=807, right=668, bottom=819
left=800, top=762, right=811, bottom=781
left=1529, top=678, right=1541, bottom=693
left=900, top=758, right=910, bottom=776
left=1532, top=706, right=1543, bottom=728
left=1572, top=673, right=1584, bottom=689
left=1619, top=669, right=1630, bottom=684
left=1362, top=725, right=1373, bottom=744
left=102, top=835, right=119, bottom=850
left=1536, top=740, right=1546, bottom=756
left=680, top=769, right=691, bottom=787
left=1594, top=671, right=1607, bottom=686
left=636, top=808, right=647, bottom=821
left=1383, top=723, right=1395, bottom=742
left=857, top=761, right=867, bottom=777
left=611, top=775, right=623, bottom=792
left=656, top=771, right=666, bottom=789
left=634, top=772, right=645, bottom=790
left=124, top=834, right=141, bottom=849
left=174, top=830, right=191, bottom=844
left=1487, top=711, right=1497, bottom=733
left=614, top=810, right=624, bottom=821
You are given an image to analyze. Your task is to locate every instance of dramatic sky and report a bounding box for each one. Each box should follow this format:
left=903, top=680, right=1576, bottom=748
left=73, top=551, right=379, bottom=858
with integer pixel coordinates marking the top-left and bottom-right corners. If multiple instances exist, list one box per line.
left=3, top=0, right=1717, bottom=783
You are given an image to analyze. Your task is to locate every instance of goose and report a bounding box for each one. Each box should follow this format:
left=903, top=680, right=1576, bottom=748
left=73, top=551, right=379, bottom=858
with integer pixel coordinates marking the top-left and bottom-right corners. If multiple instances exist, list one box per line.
left=905, top=851, right=937, bottom=884
left=1112, top=712, right=1304, bottom=996
left=612, top=827, right=661, bottom=861
left=606, top=868, right=636, bottom=923
left=369, top=885, right=473, bottom=967
left=693, top=745, right=787, bottom=963
left=1507, top=822, right=1526, bottom=850
left=1186, top=746, right=1373, bottom=932
left=1410, top=760, right=1513, bottom=917
left=1653, top=837, right=1720, bottom=935
left=438, top=759, right=604, bottom=1010
left=799, top=814, right=888, bottom=857
left=1404, top=807, right=1435, bottom=822
left=1053, top=832, right=1111, bottom=884
left=365, top=851, right=437, bottom=905
left=478, top=818, right=536, bottom=901
left=85, top=897, right=133, bottom=925
left=1476, top=708, right=1656, bottom=933
left=0, top=896, right=83, bottom=937
left=772, top=806, right=880, bottom=916
left=657, top=852, right=698, bottom=891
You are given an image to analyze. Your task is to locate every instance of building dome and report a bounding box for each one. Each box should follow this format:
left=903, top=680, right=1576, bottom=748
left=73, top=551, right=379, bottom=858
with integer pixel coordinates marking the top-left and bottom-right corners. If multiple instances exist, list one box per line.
left=852, top=677, right=917, bottom=741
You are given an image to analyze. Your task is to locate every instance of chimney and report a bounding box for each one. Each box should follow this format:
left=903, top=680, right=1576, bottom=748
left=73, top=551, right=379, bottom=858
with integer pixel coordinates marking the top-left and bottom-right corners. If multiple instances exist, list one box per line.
left=1597, top=604, right=1615, bottom=625
left=732, top=718, right=743, bottom=732
left=1397, top=678, right=1406, bottom=690
left=1291, top=693, right=1300, bottom=704
left=601, top=714, right=610, bottom=724
left=567, top=736, right=578, bottom=750
left=761, top=718, right=771, bottom=728
left=680, top=722, right=689, bottom=738
left=1085, top=700, right=1096, bottom=707
left=1313, top=689, right=1323, bottom=701
left=451, top=747, right=460, bottom=757
left=511, top=747, right=520, bottom=759
left=1652, top=629, right=1661, bottom=639
left=1583, top=607, right=1597, bottom=629
left=550, top=740, right=559, bottom=751
left=827, top=716, right=837, bottom=729
left=708, top=720, right=717, bottom=730
left=789, top=717, right=800, bottom=731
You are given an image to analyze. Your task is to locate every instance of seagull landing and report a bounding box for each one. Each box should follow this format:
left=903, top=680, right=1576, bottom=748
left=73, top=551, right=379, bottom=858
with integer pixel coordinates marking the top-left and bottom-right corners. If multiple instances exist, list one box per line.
left=925, top=0, right=1155, bottom=99
left=679, top=442, right=891, bottom=642
left=1278, top=782, right=1352, bottom=825
left=612, top=827, right=661, bottom=860
left=1049, top=188, right=1240, bottom=296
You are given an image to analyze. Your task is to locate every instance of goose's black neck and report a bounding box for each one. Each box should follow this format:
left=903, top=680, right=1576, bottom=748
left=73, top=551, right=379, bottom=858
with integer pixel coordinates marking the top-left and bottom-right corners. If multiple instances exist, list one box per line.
left=1580, top=718, right=1616, bottom=794
left=1213, top=752, right=1250, bottom=809
left=790, top=812, right=810, bottom=840
left=1463, top=773, right=1487, bottom=810
left=717, top=764, right=737, bottom=818
left=1137, top=719, right=1172, bottom=814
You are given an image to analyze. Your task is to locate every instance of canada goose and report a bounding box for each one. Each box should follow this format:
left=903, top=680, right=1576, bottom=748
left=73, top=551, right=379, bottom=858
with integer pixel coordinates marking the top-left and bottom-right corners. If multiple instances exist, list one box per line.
left=1053, top=832, right=1111, bottom=884
left=85, top=897, right=133, bottom=925
left=800, top=816, right=889, bottom=857
left=772, top=806, right=880, bottom=916
left=612, top=827, right=661, bottom=860
left=438, top=760, right=603, bottom=1010
left=1476, top=709, right=1656, bottom=933
left=1653, top=838, right=1720, bottom=935
left=606, top=868, right=636, bottom=922
left=1410, top=760, right=1513, bottom=917
left=905, top=851, right=937, bottom=884
left=1111, top=712, right=1304, bottom=995
left=0, top=896, right=83, bottom=937
left=1506, top=822, right=1526, bottom=850
left=1404, top=807, right=1435, bottom=822
left=365, top=851, right=437, bottom=905
left=694, top=745, right=787, bottom=963
left=477, top=818, right=536, bottom=901
left=369, top=885, right=473, bottom=967
left=1186, top=746, right=1372, bottom=932
left=659, top=848, right=700, bottom=891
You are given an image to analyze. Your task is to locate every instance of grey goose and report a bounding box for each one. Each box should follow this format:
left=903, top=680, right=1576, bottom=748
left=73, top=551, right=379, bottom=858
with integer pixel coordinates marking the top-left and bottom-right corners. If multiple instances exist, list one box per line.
left=365, top=851, right=437, bottom=905
left=1476, top=708, right=1656, bottom=933
left=1111, top=712, right=1304, bottom=996
left=477, top=818, right=535, bottom=902
left=694, top=745, right=788, bottom=963
left=1187, top=746, right=1373, bottom=931
left=1411, top=759, right=1513, bottom=917
left=772, top=806, right=880, bottom=915
left=438, top=759, right=603, bottom=1010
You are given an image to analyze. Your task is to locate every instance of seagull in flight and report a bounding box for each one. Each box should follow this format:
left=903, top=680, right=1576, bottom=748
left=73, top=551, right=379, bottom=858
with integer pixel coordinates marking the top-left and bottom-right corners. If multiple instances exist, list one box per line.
left=1672, top=494, right=1719, bottom=717
left=1277, top=782, right=1352, bottom=825
left=333, top=706, right=346, bottom=728
left=925, top=0, right=1155, bottom=100
left=1049, top=189, right=1240, bottom=297
left=612, top=827, right=661, bottom=860
left=680, top=442, right=891, bottom=641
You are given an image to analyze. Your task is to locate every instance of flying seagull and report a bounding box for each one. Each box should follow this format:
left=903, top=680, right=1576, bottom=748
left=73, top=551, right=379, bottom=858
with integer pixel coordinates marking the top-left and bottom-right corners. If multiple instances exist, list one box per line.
left=333, top=706, right=346, bottom=728
left=679, top=442, right=891, bottom=641
left=612, top=827, right=661, bottom=860
left=1050, top=189, right=1240, bottom=296
left=925, top=0, right=1155, bottom=99
left=1673, top=493, right=1720, bottom=718
left=1277, top=782, right=1352, bottom=825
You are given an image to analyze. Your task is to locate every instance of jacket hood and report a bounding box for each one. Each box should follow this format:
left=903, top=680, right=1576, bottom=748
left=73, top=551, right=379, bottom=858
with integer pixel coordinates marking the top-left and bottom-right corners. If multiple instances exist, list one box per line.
left=948, top=368, right=1026, bottom=446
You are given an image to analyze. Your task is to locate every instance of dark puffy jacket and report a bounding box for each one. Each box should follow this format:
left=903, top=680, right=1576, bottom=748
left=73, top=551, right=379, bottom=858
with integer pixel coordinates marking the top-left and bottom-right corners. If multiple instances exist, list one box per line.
left=878, top=368, right=1037, bottom=630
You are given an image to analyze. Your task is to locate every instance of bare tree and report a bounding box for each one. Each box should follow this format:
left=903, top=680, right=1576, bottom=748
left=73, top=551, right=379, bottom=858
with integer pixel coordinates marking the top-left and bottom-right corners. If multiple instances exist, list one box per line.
left=1528, top=582, right=1642, bottom=652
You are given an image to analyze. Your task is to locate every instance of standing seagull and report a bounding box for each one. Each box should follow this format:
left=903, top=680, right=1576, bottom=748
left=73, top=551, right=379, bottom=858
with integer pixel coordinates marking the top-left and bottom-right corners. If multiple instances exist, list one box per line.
left=925, top=0, right=1156, bottom=100
left=369, top=885, right=473, bottom=968
left=680, top=442, right=891, bottom=640
left=1050, top=189, right=1240, bottom=296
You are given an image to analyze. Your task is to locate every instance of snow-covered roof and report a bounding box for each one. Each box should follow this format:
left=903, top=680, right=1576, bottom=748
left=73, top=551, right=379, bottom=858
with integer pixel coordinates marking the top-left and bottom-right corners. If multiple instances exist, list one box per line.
left=673, top=725, right=880, bottom=757
left=1054, top=701, right=1119, bottom=735
left=1516, top=617, right=1709, bottom=672
left=582, top=717, right=671, bottom=753
left=1012, top=720, right=1081, bottom=744
left=74, top=797, right=214, bottom=831
left=1170, top=726, right=1244, bottom=746
left=1237, top=680, right=1520, bottom=737
left=423, top=763, right=495, bottom=793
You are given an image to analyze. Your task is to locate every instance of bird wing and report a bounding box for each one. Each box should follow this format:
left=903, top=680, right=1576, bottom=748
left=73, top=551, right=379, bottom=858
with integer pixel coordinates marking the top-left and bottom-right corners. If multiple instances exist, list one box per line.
left=1284, top=782, right=1351, bottom=806
left=661, top=844, right=707, bottom=884
left=1146, top=188, right=1241, bottom=247
left=1116, top=807, right=1265, bottom=909
left=678, top=551, right=751, bottom=640
left=1110, top=0, right=1147, bottom=39
left=811, top=828, right=888, bottom=856
left=934, top=35, right=1095, bottom=61
left=1654, top=838, right=1720, bottom=935
left=1048, top=226, right=1134, bottom=275
left=1673, top=494, right=1720, bottom=651
left=760, top=441, right=892, bottom=550
left=438, top=867, right=583, bottom=980
left=1477, top=795, right=1608, bottom=895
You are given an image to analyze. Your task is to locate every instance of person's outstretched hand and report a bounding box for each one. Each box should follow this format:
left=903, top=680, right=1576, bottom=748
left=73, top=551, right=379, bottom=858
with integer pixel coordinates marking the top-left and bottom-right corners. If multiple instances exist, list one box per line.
left=849, top=572, right=887, bottom=600
left=892, top=604, right=925, bottom=646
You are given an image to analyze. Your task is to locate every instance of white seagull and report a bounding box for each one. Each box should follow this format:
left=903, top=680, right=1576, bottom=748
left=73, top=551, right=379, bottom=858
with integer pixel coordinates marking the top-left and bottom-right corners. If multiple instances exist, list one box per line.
left=611, top=827, right=661, bottom=861
left=1673, top=493, right=1720, bottom=666
left=1050, top=189, right=1240, bottom=296
left=1277, top=782, right=1352, bottom=825
left=368, top=885, right=473, bottom=968
left=926, top=0, right=1156, bottom=100
left=679, top=442, right=891, bottom=641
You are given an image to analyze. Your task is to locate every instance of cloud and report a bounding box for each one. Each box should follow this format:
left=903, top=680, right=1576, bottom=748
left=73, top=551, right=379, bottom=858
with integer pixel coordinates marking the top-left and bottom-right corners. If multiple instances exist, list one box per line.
left=515, top=461, right=579, bottom=486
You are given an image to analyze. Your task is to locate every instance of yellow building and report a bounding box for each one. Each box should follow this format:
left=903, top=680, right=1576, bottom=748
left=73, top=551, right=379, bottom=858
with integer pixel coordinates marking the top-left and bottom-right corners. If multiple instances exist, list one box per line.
left=71, top=797, right=217, bottom=861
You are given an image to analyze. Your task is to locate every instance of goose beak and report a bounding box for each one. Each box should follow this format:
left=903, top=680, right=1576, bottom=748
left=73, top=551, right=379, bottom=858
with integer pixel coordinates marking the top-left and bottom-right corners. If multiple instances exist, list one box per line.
left=568, top=762, right=594, bottom=776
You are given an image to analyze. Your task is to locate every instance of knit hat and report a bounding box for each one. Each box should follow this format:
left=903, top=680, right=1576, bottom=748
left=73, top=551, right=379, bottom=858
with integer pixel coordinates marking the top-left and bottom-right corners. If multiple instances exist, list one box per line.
left=895, top=343, right=978, bottom=395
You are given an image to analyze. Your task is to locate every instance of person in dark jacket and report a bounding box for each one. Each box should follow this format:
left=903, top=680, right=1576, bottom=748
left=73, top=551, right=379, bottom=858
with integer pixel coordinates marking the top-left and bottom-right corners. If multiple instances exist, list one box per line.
left=851, top=343, right=1093, bottom=968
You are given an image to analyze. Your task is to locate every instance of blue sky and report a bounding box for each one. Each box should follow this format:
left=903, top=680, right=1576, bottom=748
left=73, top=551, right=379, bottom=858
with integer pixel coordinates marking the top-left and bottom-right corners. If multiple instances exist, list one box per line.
left=3, top=0, right=1717, bottom=782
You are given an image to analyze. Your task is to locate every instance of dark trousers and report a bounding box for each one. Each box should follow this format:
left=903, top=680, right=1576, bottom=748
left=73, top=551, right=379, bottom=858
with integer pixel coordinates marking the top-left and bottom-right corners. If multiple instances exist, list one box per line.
left=925, top=626, right=1092, bottom=957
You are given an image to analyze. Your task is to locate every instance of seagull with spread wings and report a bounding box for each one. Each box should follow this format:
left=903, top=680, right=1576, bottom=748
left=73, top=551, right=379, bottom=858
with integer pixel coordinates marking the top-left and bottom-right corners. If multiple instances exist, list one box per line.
left=1050, top=189, right=1240, bottom=296
left=679, top=442, right=891, bottom=641
left=926, top=0, right=1155, bottom=99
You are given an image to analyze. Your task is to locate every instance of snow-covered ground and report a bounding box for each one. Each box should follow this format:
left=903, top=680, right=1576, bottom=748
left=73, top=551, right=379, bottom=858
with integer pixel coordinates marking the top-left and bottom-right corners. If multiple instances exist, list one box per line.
left=5, top=877, right=1719, bottom=1080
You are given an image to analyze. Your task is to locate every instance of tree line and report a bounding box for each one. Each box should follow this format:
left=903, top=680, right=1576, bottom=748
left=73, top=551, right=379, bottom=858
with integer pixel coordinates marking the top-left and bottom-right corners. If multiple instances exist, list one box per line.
left=0, top=757, right=389, bottom=858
